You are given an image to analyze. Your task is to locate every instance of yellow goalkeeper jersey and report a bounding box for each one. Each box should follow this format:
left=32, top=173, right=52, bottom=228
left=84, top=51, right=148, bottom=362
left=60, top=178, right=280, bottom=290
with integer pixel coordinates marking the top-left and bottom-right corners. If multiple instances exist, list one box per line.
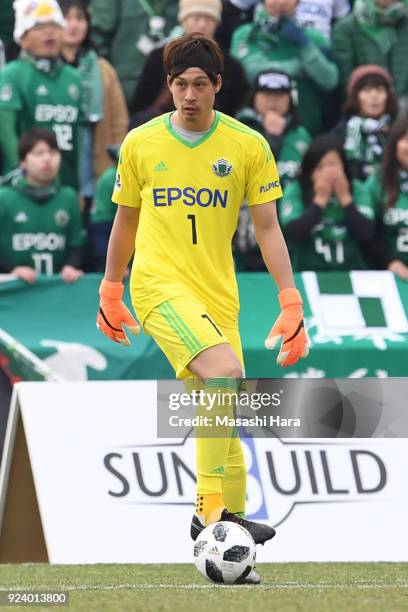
left=112, top=111, right=282, bottom=327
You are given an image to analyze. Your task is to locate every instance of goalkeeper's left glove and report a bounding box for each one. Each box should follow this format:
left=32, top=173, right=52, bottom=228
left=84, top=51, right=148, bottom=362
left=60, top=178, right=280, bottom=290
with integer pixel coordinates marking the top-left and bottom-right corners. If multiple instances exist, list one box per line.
left=265, top=287, right=309, bottom=367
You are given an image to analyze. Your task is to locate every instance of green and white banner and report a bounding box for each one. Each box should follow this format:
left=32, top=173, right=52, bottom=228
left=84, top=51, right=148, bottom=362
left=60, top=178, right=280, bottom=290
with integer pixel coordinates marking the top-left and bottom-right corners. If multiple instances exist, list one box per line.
left=302, top=271, right=408, bottom=345
left=0, top=272, right=408, bottom=381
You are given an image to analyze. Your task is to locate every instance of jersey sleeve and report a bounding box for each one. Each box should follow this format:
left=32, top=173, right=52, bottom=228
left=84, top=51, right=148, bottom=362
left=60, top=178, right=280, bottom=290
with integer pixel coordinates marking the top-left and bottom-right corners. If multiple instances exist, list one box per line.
left=245, top=135, right=283, bottom=206
left=111, top=133, right=142, bottom=208
left=0, top=66, right=22, bottom=110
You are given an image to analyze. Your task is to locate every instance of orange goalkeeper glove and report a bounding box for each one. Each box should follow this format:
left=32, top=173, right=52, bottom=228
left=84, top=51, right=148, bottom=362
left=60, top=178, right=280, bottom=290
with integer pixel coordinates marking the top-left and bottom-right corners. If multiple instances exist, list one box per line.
left=265, top=287, right=309, bottom=367
left=96, top=279, right=140, bottom=346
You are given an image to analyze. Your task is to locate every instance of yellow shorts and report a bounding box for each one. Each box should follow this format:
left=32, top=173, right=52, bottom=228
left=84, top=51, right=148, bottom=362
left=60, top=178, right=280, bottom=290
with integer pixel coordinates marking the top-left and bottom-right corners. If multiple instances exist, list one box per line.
left=142, top=296, right=244, bottom=378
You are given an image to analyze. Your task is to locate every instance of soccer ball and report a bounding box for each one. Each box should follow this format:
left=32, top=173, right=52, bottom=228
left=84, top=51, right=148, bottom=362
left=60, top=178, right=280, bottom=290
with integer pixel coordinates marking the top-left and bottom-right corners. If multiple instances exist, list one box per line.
left=193, top=521, right=256, bottom=584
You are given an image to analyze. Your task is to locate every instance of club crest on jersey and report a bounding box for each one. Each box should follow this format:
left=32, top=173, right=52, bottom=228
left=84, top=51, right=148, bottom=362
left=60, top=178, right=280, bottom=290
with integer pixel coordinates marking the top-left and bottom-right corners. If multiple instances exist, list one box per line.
left=212, top=158, right=232, bottom=178
left=0, top=84, right=12, bottom=102
left=55, top=210, right=70, bottom=227
left=68, top=84, right=80, bottom=101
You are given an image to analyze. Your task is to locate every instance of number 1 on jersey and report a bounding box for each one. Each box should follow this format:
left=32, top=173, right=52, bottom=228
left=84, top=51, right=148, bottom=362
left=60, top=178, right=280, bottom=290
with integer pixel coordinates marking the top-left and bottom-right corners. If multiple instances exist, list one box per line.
left=187, top=214, right=197, bottom=245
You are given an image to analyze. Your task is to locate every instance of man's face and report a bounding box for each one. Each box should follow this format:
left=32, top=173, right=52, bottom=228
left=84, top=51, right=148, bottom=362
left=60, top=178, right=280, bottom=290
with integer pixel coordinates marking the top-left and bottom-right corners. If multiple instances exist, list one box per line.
left=264, top=0, right=297, bottom=18
left=21, top=23, right=63, bottom=57
left=182, top=14, right=217, bottom=39
left=21, top=140, right=61, bottom=185
left=168, top=67, right=221, bottom=125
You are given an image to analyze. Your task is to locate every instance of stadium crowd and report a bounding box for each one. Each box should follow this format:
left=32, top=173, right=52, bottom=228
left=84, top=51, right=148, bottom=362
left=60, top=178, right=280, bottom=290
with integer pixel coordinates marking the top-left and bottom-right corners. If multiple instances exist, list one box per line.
left=1, top=0, right=408, bottom=281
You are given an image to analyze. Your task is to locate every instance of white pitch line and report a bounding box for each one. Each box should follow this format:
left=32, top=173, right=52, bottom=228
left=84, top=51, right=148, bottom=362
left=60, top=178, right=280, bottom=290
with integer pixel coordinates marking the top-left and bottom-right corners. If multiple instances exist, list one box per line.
left=1, top=583, right=407, bottom=591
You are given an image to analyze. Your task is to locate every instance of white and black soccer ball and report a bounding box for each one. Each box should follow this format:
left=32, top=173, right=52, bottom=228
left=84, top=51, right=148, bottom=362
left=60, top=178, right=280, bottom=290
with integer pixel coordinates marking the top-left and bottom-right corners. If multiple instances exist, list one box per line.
left=193, top=521, right=256, bottom=584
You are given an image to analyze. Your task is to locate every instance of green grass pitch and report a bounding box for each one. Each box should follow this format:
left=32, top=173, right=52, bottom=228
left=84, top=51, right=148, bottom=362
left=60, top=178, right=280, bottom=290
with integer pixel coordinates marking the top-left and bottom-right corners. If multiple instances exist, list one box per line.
left=1, top=563, right=407, bottom=611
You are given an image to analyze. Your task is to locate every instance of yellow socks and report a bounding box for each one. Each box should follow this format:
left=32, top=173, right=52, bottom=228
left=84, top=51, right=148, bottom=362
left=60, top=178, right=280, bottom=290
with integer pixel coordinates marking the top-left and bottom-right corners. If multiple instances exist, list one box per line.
left=194, top=377, right=246, bottom=523
left=222, top=436, right=246, bottom=516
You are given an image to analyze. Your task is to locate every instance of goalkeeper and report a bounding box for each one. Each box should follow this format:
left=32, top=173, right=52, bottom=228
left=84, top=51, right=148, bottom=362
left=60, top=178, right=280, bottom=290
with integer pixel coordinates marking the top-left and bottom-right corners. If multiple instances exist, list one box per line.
left=96, top=34, right=309, bottom=583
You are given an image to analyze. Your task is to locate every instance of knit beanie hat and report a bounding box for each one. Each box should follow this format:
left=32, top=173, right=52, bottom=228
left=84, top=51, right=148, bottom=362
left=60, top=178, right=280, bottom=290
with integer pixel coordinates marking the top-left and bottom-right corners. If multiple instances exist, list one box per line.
left=254, top=70, right=292, bottom=93
left=347, top=64, right=393, bottom=97
left=14, top=0, right=66, bottom=44
left=178, top=0, right=222, bottom=24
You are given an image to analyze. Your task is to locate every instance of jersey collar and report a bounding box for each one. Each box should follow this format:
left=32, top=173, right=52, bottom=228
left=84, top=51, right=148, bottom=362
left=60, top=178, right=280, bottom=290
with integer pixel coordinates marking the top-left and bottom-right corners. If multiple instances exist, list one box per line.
left=165, top=111, right=220, bottom=148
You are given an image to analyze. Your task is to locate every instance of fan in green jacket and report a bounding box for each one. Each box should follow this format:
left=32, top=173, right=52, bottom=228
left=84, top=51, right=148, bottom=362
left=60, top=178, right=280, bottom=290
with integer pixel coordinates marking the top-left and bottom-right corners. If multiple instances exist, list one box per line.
left=358, top=117, right=408, bottom=280
left=230, top=0, right=339, bottom=135
left=331, top=63, right=398, bottom=182
left=237, top=69, right=311, bottom=187
left=332, top=0, right=408, bottom=107
left=91, top=0, right=178, bottom=105
left=279, top=135, right=375, bottom=271
left=0, top=128, right=85, bottom=283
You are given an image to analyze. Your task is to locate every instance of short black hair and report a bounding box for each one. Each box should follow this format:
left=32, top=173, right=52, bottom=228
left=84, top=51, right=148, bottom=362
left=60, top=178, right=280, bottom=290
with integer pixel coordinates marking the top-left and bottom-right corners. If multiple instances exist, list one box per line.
left=299, top=134, right=351, bottom=204
left=163, top=33, right=224, bottom=85
left=18, top=128, right=59, bottom=161
left=59, top=0, right=93, bottom=49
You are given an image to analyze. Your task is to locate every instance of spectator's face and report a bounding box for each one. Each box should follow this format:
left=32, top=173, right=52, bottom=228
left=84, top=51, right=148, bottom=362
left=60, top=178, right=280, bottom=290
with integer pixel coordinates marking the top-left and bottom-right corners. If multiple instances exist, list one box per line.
left=168, top=67, right=221, bottom=125
left=63, top=7, right=88, bottom=47
left=357, top=84, right=388, bottom=118
left=254, top=91, right=291, bottom=116
left=21, top=141, right=61, bottom=186
left=396, top=132, right=408, bottom=171
left=21, top=23, right=63, bottom=57
left=264, top=0, right=297, bottom=17
left=182, top=14, right=217, bottom=39
left=312, top=150, right=344, bottom=183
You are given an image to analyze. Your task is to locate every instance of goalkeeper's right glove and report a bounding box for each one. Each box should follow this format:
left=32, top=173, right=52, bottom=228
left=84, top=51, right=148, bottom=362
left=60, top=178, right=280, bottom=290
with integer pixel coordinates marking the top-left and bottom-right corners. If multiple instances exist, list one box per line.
left=96, top=279, right=140, bottom=346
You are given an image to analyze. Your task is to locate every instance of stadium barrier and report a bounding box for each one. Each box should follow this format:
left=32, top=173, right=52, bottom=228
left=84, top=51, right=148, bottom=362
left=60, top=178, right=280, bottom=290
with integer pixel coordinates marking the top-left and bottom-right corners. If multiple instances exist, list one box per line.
left=0, top=380, right=407, bottom=564
left=0, top=327, right=60, bottom=563
left=0, top=271, right=407, bottom=380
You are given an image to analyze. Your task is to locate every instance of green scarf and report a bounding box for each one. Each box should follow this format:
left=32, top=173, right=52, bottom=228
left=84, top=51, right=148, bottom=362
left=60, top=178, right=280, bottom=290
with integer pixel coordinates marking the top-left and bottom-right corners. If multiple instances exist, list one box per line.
left=76, top=49, right=104, bottom=123
left=20, top=50, right=63, bottom=78
left=343, top=114, right=391, bottom=162
left=353, top=0, right=408, bottom=53
left=13, top=175, right=59, bottom=202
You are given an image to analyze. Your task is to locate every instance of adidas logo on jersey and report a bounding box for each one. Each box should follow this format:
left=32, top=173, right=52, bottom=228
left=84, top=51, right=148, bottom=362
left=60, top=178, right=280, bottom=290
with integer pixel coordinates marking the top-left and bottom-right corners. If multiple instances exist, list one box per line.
left=154, top=161, right=168, bottom=172
left=14, top=212, right=28, bottom=223
left=36, top=84, right=48, bottom=96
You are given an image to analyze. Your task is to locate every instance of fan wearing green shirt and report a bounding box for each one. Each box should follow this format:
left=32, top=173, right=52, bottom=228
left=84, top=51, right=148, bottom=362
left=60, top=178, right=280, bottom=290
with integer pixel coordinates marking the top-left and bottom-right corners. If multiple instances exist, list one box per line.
left=280, top=135, right=376, bottom=271
left=0, top=0, right=83, bottom=189
left=89, top=146, right=119, bottom=271
left=0, top=128, right=85, bottom=283
left=359, top=117, right=408, bottom=280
